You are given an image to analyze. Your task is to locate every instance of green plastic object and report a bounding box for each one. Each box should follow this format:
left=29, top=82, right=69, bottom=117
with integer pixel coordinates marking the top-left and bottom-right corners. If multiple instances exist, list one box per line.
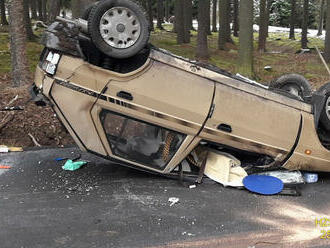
left=62, top=160, right=87, bottom=171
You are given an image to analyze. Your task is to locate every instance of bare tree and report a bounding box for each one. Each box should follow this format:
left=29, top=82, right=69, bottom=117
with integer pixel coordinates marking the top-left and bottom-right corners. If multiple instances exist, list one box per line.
left=37, top=0, right=42, bottom=20
left=318, top=0, right=325, bottom=36
left=157, top=0, right=164, bottom=29
left=233, top=0, right=238, bottom=37
left=301, top=0, right=309, bottom=49
left=23, top=0, right=36, bottom=40
left=212, top=0, right=217, bottom=32
left=207, top=0, right=211, bottom=34
left=48, top=0, right=61, bottom=23
left=265, top=0, right=272, bottom=37
left=146, top=0, right=154, bottom=31
left=258, top=0, right=267, bottom=52
left=324, top=0, right=330, bottom=62
left=218, top=0, right=230, bottom=50
left=289, top=0, right=296, bottom=39
left=237, top=0, right=254, bottom=77
left=42, top=0, right=47, bottom=21
left=1, top=0, right=8, bottom=25
left=196, top=0, right=209, bottom=60
left=164, top=0, right=169, bottom=22
left=8, top=0, right=31, bottom=87
left=30, top=0, right=38, bottom=19
left=175, top=0, right=190, bottom=44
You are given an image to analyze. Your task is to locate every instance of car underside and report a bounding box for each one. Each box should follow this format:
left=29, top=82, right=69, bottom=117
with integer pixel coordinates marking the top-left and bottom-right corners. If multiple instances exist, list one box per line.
left=31, top=3, right=330, bottom=177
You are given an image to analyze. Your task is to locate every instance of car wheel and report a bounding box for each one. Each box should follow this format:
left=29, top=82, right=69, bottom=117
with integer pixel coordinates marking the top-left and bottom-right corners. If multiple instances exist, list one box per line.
left=317, top=82, right=330, bottom=131
left=269, top=74, right=312, bottom=101
left=81, top=2, right=99, bottom=20
left=88, top=0, right=150, bottom=59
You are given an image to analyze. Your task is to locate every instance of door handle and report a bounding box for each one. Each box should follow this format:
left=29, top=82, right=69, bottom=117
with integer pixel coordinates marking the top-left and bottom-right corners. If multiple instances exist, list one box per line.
left=217, top=123, right=232, bottom=133
left=117, top=91, right=133, bottom=101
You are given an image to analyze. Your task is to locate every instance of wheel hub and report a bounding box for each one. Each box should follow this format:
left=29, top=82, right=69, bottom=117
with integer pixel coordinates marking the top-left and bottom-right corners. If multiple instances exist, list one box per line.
left=99, top=7, right=141, bottom=49
left=326, top=96, right=330, bottom=120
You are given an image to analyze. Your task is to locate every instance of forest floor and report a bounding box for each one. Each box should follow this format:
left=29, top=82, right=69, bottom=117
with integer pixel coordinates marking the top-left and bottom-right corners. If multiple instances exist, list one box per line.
left=0, top=26, right=329, bottom=148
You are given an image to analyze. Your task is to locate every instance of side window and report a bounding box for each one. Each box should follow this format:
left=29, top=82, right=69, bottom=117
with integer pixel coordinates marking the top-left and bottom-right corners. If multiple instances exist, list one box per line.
left=100, top=110, right=185, bottom=170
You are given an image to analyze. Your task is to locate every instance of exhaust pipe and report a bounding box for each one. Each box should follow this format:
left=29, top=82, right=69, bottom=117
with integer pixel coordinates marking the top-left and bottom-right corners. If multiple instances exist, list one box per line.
left=55, top=16, right=88, bottom=34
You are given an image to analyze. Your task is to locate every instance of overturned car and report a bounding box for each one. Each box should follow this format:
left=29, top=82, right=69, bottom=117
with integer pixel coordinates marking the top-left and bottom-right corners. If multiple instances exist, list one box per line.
left=32, top=0, right=330, bottom=178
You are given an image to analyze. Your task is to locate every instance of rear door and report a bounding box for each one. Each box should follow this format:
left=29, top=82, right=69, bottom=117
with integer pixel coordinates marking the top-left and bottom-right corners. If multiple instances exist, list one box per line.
left=91, top=59, right=215, bottom=172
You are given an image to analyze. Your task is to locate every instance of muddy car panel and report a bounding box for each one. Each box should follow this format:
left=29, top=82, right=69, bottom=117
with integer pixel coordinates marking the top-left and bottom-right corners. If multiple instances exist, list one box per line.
left=33, top=23, right=330, bottom=173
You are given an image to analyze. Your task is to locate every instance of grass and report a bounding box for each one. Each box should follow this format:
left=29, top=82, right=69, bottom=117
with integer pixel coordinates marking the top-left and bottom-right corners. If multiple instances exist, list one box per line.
left=0, top=25, right=329, bottom=88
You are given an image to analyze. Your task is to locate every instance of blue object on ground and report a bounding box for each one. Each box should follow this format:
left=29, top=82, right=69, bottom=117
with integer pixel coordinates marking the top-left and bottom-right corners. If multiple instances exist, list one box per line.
left=243, top=175, right=284, bottom=195
left=55, top=158, right=66, bottom=161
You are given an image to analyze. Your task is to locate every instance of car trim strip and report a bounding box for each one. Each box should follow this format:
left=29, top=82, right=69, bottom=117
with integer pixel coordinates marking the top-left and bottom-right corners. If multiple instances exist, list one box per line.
left=54, top=79, right=201, bottom=130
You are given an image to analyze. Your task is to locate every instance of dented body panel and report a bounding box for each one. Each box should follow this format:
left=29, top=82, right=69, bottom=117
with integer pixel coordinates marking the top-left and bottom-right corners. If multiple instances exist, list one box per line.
left=33, top=23, right=330, bottom=173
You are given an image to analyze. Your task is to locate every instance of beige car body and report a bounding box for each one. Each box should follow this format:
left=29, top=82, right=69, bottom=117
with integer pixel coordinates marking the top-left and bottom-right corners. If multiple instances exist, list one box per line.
left=34, top=47, right=330, bottom=174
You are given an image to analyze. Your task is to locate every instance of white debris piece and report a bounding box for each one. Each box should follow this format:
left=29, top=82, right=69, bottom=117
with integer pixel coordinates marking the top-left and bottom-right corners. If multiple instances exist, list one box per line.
left=204, top=150, right=247, bottom=187
left=168, top=197, right=179, bottom=206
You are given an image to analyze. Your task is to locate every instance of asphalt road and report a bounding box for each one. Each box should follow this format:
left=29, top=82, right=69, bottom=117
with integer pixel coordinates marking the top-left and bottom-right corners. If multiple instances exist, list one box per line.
left=0, top=147, right=330, bottom=248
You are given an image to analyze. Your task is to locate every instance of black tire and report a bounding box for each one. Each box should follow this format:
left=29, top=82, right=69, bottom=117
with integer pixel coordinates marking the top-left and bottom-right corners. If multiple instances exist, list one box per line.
left=317, top=83, right=330, bottom=131
left=88, top=0, right=150, bottom=59
left=81, top=2, right=99, bottom=20
left=269, top=74, right=312, bottom=101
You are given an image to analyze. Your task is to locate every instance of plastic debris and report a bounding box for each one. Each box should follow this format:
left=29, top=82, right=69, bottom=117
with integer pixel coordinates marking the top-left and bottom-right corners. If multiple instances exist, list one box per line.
left=0, top=146, right=9, bottom=153
left=264, top=65, right=272, bottom=71
left=303, top=173, right=318, bottom=183
left=189, top=184, right=196, bottom=189
left=0, top=146, right=23, bottom=153
left=62, top=159, right=87, bottom=171
left=243, top=175, right=284, bottom=195
left=0, top=165, right=11, bottom=169
left=168, top=197, right=179, bottom=206
left=257, top=171, right=305, bottom=184
left=204, top=151, right=247, bottom=187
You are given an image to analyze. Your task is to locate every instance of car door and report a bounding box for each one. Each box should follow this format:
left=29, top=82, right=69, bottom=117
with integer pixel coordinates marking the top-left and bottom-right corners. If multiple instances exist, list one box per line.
left=200, top=80, right=303, bottom=160
left=91, top=59, right=215, bottom=172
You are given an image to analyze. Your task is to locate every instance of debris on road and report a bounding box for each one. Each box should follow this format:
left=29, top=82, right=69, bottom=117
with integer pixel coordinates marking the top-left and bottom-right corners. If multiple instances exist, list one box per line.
left=257, top=170, right=305, bottom=184
left=303, top=173, right=318, bottom=183
left=62, top=159, right=87, bottom=171
left=0, top=165, right=11, bottom=169
left=0, top=145, right=23, bottom=153
left=168, top=197, right=179, bottom=206
left=243, top=175, right=284, bottom=195
left=203, top=151, right=247, bottom=187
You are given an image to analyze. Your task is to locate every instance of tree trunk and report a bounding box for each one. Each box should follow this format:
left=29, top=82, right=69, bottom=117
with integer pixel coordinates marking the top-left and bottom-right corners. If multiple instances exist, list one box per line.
left=176, top=0, right=184, bottom=43
left=157, top=0, right=164, bottom=29
left=265, top=0, right=272, bottom=37
left=238, top=0, right=254, bottom=78
left=164, top=0, right=169, bottom=22
left=196, top=0, right=209, bottom=60
left=176, top=0, right=190, bottom=43
left=218, top=0, right=230, bottom=50
left=1, top=0, right=8, bottom=25
left=233, top=0, right=238, bottom=37
left=324, top=0, right=330, bottom=62
left=146, top=0, right=154, bottom=31
left=207, top=0, right=211, bottom=35
left=183, top=0, right=190, bottom=42
left=37, top=0, right=42, bottom=20
left=23, top=0, right=35, bottom=40
left=42, top=0, right=47, bottom=21
left=301, top=0, right=309, bottom=49
left=48, top=0, right=61, bottom=23
left=212, top=0, right=217, bottom=32
left=258, top=0, right=267, bottom=52
left=318, top=0, right=325, bottom=36
left=30, top=0, right=37, bottom=19
left=8, top=0, right=31, bottom=87
left=187, top=0, right=193, bottom=30
left=289, top=0, right=296, bottom=39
